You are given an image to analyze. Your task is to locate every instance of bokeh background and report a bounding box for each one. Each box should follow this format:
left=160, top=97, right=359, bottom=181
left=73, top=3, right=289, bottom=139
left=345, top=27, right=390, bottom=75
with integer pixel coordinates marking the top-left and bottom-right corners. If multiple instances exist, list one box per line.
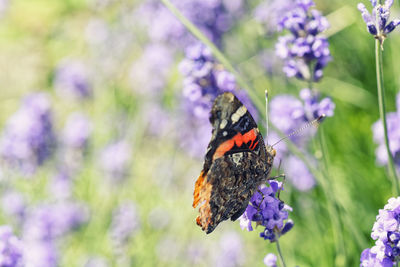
left=0, top=0, right=399, bottom=266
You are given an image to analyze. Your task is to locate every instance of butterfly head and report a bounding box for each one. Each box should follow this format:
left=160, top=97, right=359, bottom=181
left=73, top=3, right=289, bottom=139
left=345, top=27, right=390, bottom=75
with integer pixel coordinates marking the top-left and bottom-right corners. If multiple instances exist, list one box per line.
left=266, top=144, right=276, bottom=165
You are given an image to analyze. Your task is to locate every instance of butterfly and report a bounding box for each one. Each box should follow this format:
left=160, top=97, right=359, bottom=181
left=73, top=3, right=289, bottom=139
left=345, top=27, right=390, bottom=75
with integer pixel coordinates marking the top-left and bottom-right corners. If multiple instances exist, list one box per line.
left=192, top=92, right=276, bottom=234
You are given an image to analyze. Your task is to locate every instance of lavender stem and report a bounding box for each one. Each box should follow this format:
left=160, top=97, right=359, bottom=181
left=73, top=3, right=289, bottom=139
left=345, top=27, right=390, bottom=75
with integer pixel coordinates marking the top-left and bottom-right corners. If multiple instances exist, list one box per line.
left=375, top=38, right=400, bottom=195
left=275, top=238, right=287, bottom=267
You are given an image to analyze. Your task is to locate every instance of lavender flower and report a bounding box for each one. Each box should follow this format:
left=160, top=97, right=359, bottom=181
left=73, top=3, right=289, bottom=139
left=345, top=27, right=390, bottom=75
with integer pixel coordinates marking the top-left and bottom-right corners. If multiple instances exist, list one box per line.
left=99, top=141, right=132, bottom=182
left=179, top=43, right=257, bottom=157
left=142, top=103, right=171, bottom=137
left=137, top=0, right=244, bottom=46
left=0, top=93, right=56, bottom=174
left=253, top=0, right=294, bottom=34
left=360, top=197, right=400, bottom=266
left=357, top=0, right=400, bottom=44
left=276, top=0, right=331, bottom=81
left=270, top=88, right=334, bottom=146
left=0, top=225, right=23, bottom=267
left=62, top=113, right=92, bottom=151
left=214, top=232, right=244, bottom=267
left=264, top=253, right=278, bottom=267
left=48, top=170, right=73, bottom=200
left=109, top=201, right=140, bottom=248
left=239, top=181, right=293, bottom=242
left=1, top=191, right=26, bottom=222
left=269, top=89, right=333, bottom=191
left=284, top=155, right=315, bottom=191
left=372, top=93, right=400, bottom=169
left=129, top=43, right=174, bottom=96
left=54, top=59, right=92, bottom=99
left=23, top=202, right=89, bottom=241
left=23, top=240, right=58, bottom=267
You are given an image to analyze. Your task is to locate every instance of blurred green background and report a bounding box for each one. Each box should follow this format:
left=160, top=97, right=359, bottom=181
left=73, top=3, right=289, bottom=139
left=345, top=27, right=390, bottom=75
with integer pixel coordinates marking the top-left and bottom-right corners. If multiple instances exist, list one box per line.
left=0, top=0, right=399, bottom=266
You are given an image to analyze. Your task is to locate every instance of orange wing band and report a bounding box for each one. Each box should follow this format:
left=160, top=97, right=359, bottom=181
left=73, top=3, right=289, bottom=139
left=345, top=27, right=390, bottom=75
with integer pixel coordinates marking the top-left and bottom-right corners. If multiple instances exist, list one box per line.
left=192, top=171, right=213, bottom=231
left=212, top=128, right=258, bottom=160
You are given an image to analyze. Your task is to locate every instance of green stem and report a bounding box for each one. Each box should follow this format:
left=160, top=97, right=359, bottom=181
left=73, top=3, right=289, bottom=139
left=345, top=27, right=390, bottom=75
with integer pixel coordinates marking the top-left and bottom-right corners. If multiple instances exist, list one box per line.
left=375, top=39, right=400, bottom=196
left=276, top=238, right=287, bottom=267
left=317, top=128, right=346, bottom=265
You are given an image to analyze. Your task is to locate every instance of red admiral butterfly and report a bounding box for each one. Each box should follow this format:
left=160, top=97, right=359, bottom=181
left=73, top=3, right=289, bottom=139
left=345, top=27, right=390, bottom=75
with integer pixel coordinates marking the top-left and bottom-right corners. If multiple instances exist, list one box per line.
left=192, top=92, right=276, bottom=234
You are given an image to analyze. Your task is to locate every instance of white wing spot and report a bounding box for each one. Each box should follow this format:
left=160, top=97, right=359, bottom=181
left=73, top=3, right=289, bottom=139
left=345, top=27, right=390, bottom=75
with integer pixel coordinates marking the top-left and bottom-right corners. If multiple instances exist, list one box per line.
left=223, top=131, right=227, bottom=136
left=231, top=113, right=240, bottom=123
left=231, top=105, right=247, bottom=123
left=220, top=119, right=228, bottom=129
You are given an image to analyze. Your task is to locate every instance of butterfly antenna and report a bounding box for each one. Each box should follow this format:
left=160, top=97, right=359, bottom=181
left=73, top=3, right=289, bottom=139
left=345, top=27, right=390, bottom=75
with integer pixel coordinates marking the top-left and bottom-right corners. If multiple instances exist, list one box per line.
left=265, top=90, right=269, bottom=145
left=271, top=114, right=326, bottom=147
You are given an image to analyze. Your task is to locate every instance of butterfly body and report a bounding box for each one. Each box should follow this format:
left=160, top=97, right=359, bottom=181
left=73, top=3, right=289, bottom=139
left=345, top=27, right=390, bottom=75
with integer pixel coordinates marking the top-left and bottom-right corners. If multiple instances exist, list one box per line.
left=193, top=92, right=276, bottom=234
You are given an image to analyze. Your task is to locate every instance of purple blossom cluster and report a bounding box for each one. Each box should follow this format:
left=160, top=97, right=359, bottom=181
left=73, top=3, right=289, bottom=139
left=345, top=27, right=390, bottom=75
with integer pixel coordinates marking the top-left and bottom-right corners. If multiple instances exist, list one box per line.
left=276, top=0, right=331, bottom=81
left=54, top=59, right=92, bottom=100
left=180, top=43, right=257, bottom=121
left=62, top=113, right=92, bottom=151
left=357, top=0, right=400, bottom=43
left=269, top=89, right=334, bottom=191
left=372, top=92, right=400, bottom=170
left=270, top=88, right=334, bottom=145
left=138, top=0, right=244, bottom=46
left=129, top=43, right=174, bottom=96
left=214, top=232, right=244, bottom=267
left=264, top=253, right=278, bottom=267
left=360, top=197, right=400, bottom=266
left=1, top=191, right=26, bottom=223
left=0, top=93, right=56, bottom=174
left=239, top=181, right=293, bottom=242
left=109, top=201, right=140, bottom=248
left=179, top=43, right=257, bottom=157
left=0, top=225, right=23, bottom=267
left=23, top=202, right=89, bottom=241
left=99, top=140, right=132, bottom=182
left=21, top=201, right=89, bottom=266
left=253, top=0, right=294, bottom=34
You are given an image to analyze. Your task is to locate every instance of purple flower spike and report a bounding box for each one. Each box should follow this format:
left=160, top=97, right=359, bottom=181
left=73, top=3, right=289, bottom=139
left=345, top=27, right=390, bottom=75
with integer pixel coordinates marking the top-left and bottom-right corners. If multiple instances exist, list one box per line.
left=1, top=191, right=26, bottom=222
left=253, top=0, right=295, bottom=34
left=358, top=0, right=400, bottom=43
left=54, top=59, right=92, bottom=100
left=23, top=240, right=59, bottom=267
left=23, top=202, right=89, bottom=242
left=0, top=225, right=23, bottom=267
left=360, top=197, right=400, bottom=266
left=100, top=140, right=132, bottom=182
left=284, top=155, right=316, bottom=191
left=136, top=0, right=244, bottom=47
left=276, top=0, right=331, bottom=81
left=372, top=92, right=400, bottom=170
left=270, top=89, right=334, bottom=147
left=264, top=253, right=278, bottom=267
left=239, top=181, right=293, bottom=242
left=109, top=201, right=140, bottom=248
left=0, top=93, right=56, bottom=174
left=214, top=232, right=244, bottom=267
left=62, top=113, right=92, bottom=151
left=179, top=42, right=257, bottom=158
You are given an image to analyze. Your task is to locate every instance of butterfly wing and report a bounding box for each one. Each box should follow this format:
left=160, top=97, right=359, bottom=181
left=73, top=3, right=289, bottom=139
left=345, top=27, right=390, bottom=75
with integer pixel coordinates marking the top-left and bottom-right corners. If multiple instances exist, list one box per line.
left=193, top=92, right=275, bottom=234
left=193, top=151, right=269, bottom=234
